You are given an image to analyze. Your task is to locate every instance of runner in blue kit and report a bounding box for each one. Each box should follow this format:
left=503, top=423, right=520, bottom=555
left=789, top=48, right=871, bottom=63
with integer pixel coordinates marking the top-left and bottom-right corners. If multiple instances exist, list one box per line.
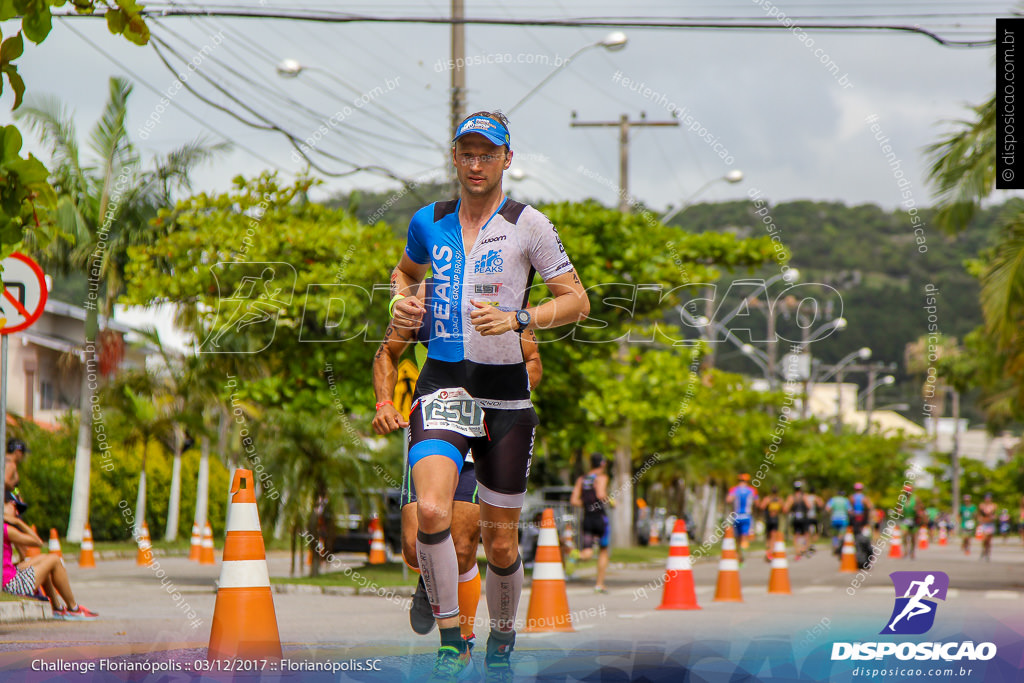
left=727, top=473, right=758, bottom=563
left=388, top=110, right=590, bottom=683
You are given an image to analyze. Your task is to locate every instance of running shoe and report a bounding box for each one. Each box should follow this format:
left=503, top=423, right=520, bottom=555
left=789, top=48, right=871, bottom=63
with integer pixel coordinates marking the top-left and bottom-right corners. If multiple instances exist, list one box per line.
left=485, top=636, right=514, bottom=683
left=410, top=576, right=435, bottom=635
left=61, top=605, right=99, bottom=621
left=426, top=645, right=472, bottom=682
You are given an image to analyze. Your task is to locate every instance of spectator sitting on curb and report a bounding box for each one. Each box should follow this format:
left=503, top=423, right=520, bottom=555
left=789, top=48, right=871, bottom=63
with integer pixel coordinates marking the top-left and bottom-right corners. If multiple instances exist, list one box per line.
left=3, top=496, right=99, bottom=620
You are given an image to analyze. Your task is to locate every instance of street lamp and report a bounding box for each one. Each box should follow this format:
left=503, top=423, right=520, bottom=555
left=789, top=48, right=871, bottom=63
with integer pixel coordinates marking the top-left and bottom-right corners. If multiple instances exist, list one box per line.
left=661, top=170, right=744, bottom=224
left=860, top=374, right=896, bottom=433
left=824, top=347, right=871, bottom=433
left=508, top=32, right=628, bottom=115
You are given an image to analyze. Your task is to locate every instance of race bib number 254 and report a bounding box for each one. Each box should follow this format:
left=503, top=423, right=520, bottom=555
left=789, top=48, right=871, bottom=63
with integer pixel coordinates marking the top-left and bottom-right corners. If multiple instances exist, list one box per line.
left=420, top=388, right=486, bottom=438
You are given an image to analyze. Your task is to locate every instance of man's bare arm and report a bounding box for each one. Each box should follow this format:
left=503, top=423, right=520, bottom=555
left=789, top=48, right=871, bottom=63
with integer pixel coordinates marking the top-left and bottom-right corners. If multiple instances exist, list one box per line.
left=520, top=329, right=542, bottom=389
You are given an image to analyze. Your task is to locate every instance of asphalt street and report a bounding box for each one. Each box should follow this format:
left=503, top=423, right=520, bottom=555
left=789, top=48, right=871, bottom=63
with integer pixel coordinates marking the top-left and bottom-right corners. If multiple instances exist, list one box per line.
left=1, top=538, right=1021, bottom=681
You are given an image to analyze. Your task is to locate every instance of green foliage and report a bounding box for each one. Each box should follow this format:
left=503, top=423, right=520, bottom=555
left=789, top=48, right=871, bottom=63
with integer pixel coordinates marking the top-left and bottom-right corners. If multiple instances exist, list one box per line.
left=9, top=417, right=228, bottom=541
left=0, top=1, right=149, bottom=257
left=0, top=124, right=56, bottom=259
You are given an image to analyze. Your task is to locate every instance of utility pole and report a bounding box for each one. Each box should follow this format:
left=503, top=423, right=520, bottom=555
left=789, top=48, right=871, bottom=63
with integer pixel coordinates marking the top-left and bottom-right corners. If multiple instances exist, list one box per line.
left=570, top=112, right=679, bottom=213
left=448, top=0, right=465, bottom=190
left=570, top=112, right=677, bottom=548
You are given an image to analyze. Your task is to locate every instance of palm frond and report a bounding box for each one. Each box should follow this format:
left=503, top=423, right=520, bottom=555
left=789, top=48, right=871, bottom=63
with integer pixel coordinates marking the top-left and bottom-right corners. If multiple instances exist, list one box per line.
left=979, top=209, right=1024, bottom=347
left=88, top=77, right=136, bottom=170
left=14, top=95, right=88, bottom=199
left=924, top=95, right=996, bottom=233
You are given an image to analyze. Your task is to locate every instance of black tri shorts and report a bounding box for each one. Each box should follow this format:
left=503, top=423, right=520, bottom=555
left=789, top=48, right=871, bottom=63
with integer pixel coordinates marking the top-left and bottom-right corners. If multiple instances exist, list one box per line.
left=407, top=405, right=538, bottom=509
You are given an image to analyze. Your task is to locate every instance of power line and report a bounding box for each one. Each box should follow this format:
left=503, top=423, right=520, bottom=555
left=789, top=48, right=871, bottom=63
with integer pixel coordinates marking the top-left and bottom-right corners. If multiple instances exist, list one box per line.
left=54, top=9, right=995, bottom=48
left=59, top=20, right=288, bottom=174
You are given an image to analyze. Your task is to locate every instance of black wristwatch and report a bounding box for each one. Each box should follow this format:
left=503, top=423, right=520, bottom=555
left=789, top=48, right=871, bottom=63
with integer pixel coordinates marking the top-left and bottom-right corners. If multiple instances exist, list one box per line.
left=514, top=309, right=531, bottom=334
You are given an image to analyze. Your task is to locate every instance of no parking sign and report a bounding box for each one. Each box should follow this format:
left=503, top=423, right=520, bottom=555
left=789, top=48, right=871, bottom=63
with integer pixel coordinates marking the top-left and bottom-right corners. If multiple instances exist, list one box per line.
left=1, top=252, right=48, bottom=334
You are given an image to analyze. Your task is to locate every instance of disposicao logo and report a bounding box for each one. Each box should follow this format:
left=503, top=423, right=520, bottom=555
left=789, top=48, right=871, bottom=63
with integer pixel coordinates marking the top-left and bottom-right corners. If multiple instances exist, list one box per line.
left=881, top=571, right=948, bottom=635
left=831, top=570, right=997, bottom=663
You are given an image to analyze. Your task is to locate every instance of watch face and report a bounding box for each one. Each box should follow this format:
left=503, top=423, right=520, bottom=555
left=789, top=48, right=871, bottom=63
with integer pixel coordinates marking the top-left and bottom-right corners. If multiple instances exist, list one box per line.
left=516, top=310, right=530, bottom=326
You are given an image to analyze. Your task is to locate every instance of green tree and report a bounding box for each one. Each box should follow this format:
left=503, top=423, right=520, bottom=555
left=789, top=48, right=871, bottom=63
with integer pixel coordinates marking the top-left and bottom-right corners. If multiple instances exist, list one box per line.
left=15, top=77, right=228, bottom=542
left=122, top=173, right=401, bottom=554
left=1, top=1, right=149, bottom=259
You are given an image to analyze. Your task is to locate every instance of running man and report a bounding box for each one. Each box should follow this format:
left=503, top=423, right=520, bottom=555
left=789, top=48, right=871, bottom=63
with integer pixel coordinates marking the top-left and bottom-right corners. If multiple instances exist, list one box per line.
left=758, top=486, right=784, bottom=562
left=960, top=494, right=977, bottom=555
left=784, top=481, right=811, bottom=559
left=726, top=473, right=758, bottom=562
left=570, top=453, right=612, bottom=593
left=389, top=110, right=589, bottom=682
left=372, top=279, right=542, bottom=644
left=826, top=489, right=850, bottom=556
left=977, top=493, right=997, bottom=562
left=886, top=574, right=939, bottom=633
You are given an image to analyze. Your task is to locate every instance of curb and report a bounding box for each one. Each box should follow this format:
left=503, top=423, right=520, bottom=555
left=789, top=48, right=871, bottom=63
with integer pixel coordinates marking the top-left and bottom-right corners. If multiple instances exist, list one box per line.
left=271, top=583, right=415, bottom=597
left=0, top=599, right=52, bottom=624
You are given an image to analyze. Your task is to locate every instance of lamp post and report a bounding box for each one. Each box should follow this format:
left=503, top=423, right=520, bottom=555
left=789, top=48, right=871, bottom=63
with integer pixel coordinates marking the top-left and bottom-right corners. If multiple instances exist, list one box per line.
left=821, top=347, right=872, bottom=433
left=661, top=169, right=744, bottom=224
left=508, top=32, right=628, bottom=115
left=860, top=374, right=895, bottom=433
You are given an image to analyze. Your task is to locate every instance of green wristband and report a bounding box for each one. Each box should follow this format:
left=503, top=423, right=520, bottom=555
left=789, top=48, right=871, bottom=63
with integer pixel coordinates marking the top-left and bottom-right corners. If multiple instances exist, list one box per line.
left=388, top=294, right=405, bottom=317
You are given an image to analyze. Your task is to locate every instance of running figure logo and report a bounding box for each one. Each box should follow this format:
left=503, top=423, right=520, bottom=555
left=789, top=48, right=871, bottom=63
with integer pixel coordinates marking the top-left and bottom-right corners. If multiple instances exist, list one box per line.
left=201, top=262, right=296, bottom=354
left=881, top=571, right=949, bottom=635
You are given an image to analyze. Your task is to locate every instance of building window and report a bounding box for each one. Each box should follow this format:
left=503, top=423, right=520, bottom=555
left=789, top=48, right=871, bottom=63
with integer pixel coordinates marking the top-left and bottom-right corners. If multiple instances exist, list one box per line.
left=40, top=381, right=55, bottom=411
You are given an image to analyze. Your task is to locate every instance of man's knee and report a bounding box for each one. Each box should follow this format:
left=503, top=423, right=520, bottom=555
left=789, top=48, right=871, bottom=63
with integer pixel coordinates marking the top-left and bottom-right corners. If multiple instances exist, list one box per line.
left=485, top=531, right=518, bottom=566
left=417, top=498, right=451, bottom=532
left=455, top=538, right=479, bottom=573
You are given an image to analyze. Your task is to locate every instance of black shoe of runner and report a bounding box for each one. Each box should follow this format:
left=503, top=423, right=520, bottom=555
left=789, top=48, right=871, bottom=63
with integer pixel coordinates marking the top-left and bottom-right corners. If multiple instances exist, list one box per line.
left=410, top=576, right=436, bottom=635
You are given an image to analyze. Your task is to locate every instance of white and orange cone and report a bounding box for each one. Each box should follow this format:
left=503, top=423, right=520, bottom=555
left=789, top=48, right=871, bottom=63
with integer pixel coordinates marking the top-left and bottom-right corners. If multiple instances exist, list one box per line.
left=713, top=525, right=743, bottom=602
left=207, top=469, right=281, bottom=660
left=200, top=521, right=216, bottom=565
left=368, top=517, right=387, bottom=565
left=889, top=527, right=904, bottom=559
left=523, top=508, right=574, bottom=632
left=839, top=529, right=859, bottom=573
left=657, top=519, right=700, bottom=610
left=917, top=526, right=929, bottom=551
left=26, top=526, right=41, bottom=558
left=79, top=524, right=96, bottom=569
left=48, top=528, right=62, bottom=558
left=136, top=522, right=153, bottom=567
left=767, top=530, right=791, bottom=595
left=648, top=520, right=661, bottom=546
left=188, top=522, right=202, bottom=562
left=939, top=526, right=948, bottom=546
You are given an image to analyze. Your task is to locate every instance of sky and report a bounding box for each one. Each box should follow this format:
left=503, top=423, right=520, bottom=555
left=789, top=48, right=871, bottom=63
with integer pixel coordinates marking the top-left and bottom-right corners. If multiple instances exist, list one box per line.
left=3, top=0, right=1006, bottom=216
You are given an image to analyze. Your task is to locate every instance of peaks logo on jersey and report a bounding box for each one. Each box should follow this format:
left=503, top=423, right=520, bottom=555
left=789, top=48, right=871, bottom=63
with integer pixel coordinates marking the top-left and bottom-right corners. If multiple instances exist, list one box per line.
left=473, top=250, right=504, bottom=274
left=480, top=234, right=507, bottom=246
left=881, top=571, right=949, bottom=635
left=474, top=283, right=502, bottom=295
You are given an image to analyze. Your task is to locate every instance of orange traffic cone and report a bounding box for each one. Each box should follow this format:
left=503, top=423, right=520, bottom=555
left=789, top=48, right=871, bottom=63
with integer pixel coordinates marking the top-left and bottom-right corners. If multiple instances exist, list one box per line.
left=917, top=526, right=929, bottom=550
left=207, top=469, right=281, bottom=660
left=188, top=522, right=202, bottom=562
left=200, top=522, right=216, bottom=565
left=767, top=530, right=791, bottom=594
left=523, top=508, right=574, bottom=632
left=939, top=526, right=948, bottom=546
left=975, top=525, right=983, bottom=540
left=839, top=529, right=858, bottom=573
left=649, top=520, right=661, bottom=546
left=368, top=517, right=387, bottom=565
left=26, top=526, right=41, bottom=557
left=889, top=527, right=904, bottom=559
left=657, top=519, right=700, bottom=610
left=136, top=522, right=153, bottom=567
left=713, top=525, right=743, bottom=602
left=48, top=529, right=62, bottom=558
left=79, top=524, right=96, bottom=569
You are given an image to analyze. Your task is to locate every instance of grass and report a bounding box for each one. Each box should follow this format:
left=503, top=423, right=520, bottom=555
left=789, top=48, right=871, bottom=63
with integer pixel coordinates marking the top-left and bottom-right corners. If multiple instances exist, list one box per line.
left=0, top=592, right=24, bottom=602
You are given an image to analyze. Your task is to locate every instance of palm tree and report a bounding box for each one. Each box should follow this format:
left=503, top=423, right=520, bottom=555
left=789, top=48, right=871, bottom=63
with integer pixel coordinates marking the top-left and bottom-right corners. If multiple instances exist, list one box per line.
left=15, top=77, right=229, bottom=541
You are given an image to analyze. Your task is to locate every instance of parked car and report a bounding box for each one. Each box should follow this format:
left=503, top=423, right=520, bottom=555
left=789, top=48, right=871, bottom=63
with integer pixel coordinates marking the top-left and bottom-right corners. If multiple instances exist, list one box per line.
left=330, top=489, right=403, bottom=559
